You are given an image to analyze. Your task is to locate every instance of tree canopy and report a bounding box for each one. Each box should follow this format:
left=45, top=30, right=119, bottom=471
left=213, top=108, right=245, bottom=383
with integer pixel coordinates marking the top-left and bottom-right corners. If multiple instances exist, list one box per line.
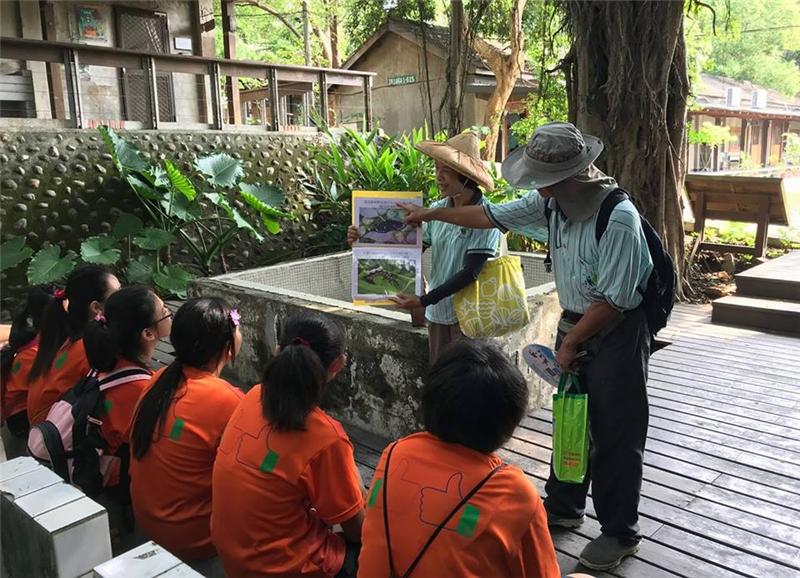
left=689, top=0, right=800, bottom=96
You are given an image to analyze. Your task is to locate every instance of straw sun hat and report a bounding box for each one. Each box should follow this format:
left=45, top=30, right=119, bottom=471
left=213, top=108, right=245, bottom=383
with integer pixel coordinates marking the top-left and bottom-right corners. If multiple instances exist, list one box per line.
left=415, top=132, right=494, bottom=192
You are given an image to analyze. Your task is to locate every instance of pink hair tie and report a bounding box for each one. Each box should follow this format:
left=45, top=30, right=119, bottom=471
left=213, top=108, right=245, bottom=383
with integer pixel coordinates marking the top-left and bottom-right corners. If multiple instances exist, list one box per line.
left=229, top=309, right=241, bottom=327
left=94, top=313, right=107, bottom=326
left=54, top=288, right=66, bottom=300
left=292, top=337, right=310, bottom=347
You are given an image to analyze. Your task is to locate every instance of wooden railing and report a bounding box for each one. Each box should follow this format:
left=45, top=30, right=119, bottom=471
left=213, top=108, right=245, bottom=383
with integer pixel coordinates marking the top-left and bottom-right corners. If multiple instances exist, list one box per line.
left=0, top=37, right=374, bottom=131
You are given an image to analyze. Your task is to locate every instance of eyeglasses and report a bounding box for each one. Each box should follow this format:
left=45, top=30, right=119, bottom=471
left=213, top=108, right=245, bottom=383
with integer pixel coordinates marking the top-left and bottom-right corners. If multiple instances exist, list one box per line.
left=153, top=307, right=174, bottom=325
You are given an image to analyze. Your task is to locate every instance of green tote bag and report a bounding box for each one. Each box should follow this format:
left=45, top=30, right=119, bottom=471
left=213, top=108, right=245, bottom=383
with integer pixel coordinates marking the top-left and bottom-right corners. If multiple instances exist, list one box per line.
left=552, top=373, right=589, bottom=483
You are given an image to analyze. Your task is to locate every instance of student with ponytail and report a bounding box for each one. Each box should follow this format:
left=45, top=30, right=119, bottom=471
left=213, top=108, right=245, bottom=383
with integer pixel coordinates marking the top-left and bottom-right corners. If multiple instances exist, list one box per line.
left=83, top=285, right=173, bottom=473
left=1, top=286, right=56, bottom=437
left=212, top=313, right=365, bottom=578
left=129, top=297, right=244, bottom=562
left=27, top=265, right=121, bottom=425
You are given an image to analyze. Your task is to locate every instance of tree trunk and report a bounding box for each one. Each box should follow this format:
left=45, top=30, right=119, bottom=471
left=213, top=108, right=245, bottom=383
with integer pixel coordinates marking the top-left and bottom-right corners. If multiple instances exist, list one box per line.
left=446, top=0, right=466, bottom=134
left=471, top=0, right=527, bottom=161
left=562, top=1, right=688, bottom=295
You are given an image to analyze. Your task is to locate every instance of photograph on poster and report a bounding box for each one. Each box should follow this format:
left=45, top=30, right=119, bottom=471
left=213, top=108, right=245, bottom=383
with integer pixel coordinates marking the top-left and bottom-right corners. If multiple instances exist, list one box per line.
left=352, top=247, right=423, bottom=305
left=351, top=191, right=422, bottom=247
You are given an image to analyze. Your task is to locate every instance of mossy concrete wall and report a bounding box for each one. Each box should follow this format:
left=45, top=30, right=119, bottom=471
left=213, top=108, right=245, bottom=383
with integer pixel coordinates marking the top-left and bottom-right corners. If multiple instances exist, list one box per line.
left=191, top=256, right=560, bottom=440
left=0, top=127, right=322, bottom=316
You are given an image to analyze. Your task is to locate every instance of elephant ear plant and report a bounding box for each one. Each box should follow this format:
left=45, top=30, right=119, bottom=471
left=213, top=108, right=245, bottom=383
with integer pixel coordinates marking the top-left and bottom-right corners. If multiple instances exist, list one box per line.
left=1, top=128, right=293, bottom=297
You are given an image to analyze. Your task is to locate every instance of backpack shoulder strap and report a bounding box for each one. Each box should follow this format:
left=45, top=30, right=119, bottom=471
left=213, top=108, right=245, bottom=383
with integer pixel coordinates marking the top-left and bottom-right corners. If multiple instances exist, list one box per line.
left=543, top=199, right=556, bottom=273
left=399, top=461, right=506, bottom=578
left=383, top=441, right=400, bottom=578
left=595, top=188, right=629, bottom=243
left=97, top=367, right=152, bottom=392
left=32, top=420, right=70, bottom=482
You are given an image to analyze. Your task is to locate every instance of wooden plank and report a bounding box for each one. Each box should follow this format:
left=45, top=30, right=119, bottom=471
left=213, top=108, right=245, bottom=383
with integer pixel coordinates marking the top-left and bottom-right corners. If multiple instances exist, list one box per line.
left=648, top=376, right=800, bottom=418
left=661, top=337, right=800, bottom=367
left=649, top=367, right=799, bottom=408
left=653, top=348, right=799, bottom=384
left=649, top=359, right=800, bottom=401
left=647, top=383, right=800, bottom=429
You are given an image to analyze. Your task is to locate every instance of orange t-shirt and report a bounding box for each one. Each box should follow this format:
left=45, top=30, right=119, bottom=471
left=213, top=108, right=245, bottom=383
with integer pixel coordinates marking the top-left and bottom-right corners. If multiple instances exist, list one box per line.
left=358, top=432, right=561, bottom=578
left=2, top=340, right=38, bottom=420
left=27, top=339, right=90, bottom=426
left=212, top=385, right=365, bottom=577
left=98, top=360, right=153, bottom=457
left=129, top=366, right=243, bottom=561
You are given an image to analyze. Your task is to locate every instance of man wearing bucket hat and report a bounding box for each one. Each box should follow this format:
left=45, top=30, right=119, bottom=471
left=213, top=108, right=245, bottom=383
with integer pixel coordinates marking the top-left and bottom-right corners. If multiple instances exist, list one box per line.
left=348, top=131, right=501, bottom=363
left=404, top=122, right=653, bottom=571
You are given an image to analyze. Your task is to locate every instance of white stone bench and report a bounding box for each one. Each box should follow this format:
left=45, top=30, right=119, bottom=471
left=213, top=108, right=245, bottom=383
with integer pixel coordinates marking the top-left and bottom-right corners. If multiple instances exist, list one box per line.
left=92, top=541, right=203, bottom=578
left=0, top=457, right=112, bottom=578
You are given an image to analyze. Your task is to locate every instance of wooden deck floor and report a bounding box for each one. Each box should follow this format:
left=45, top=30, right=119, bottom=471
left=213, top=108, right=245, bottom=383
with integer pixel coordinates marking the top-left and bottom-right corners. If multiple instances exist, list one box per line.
left=347, top=304, right=800, bottom=578
left=153, top=303, right=800, bottom=577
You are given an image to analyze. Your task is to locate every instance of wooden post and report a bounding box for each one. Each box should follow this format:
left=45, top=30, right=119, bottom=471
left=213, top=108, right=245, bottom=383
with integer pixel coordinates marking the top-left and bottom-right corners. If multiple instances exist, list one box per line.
left=144, top=56, right=160, bottom=129
left=190, top=0, right=216, bottom=123
left=221, top=0, right=241, bottom=125
left=319, top=72, right=328, bottom=126
left=754, top=196, right=770, bottom=258
left=268, top=67, right=280, bottom=131
left=63, top=48, right=84, bottom=129
left=363, top=75, right=373, bottom=131
left=208, top=63, right=223, bottom=130
left=761, top=120, right=770, bottom=166
left=39, top=0, right=65, bottom=120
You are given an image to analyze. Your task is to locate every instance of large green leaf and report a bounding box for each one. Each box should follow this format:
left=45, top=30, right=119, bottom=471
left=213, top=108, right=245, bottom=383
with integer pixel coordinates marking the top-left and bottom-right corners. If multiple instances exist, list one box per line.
left=27, top=246, right=77, bottom=285
left=195, top=154, right=244, bottom=188
left=161, top=193, right=202, bottom=221
left=126, top=175, right=159, bottom=200
left=205, top=192, right=264, bottom=241
left=0, top=237, right=34, bottom=272
left=153, top=265, right=194, bottom=299
left=164, top=160, right=197, bottom=201
left=239, top=183, right=285, bottom=207
left=80, top=236, right=121, bottom=265
left=125, top=255, right=156, bottom=284
left=112, top=213, right=144, bottom=239
left=133, top=228, right=175, bottom=250
left=98, top=125, right=149, bottom=173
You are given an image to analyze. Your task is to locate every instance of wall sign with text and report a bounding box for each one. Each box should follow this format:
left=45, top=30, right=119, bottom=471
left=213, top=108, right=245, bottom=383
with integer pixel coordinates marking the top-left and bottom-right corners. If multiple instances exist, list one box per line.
left=388, top=75, right=417, bottom=86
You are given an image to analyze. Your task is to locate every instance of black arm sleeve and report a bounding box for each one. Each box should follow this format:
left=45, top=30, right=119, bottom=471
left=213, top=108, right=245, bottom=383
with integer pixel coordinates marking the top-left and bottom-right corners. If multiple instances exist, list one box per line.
left=420, top=252, right=491, bottom=307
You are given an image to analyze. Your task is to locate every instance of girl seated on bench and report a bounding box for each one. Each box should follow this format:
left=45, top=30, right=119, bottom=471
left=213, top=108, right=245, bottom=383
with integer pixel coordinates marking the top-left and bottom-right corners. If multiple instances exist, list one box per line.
left=83, top=285, right=173, bottom=487
left=1, top=285, right=55, bottom=438
left=129, top=297, right=243, bottom=562
left=358, top=340, right=561, bottom=578
left=211, top=313, right=365, bottom=578
left=27, top=265, right=121, bottom=426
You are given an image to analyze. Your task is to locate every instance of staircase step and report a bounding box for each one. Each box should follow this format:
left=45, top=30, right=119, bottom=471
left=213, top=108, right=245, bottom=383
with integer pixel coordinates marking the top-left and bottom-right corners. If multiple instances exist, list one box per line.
left=712, top=295, right=800, bottom=335
left=736, top=251, right=800, bottom=300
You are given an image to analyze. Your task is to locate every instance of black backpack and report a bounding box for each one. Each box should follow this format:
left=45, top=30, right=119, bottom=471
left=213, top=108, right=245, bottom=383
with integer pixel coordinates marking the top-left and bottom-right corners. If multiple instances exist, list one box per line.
left=544, top=188, right=677, bottom=337
left=28, top=367, right=151, bottom=496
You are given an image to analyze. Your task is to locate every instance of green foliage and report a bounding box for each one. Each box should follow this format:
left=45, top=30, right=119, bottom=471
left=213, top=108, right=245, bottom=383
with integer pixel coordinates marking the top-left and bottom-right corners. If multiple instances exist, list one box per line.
left=690, top=0, right=800, bottom=96
left=784, top=132, right=800, bottom=165
left=344, top=0, right=437, bottom=54
left=112, top=213, right=144, bottom=239
left=511, top=1, right=570, bottom=142
left=80, top=236, right=121, bottom=265
left=687, top=122, right=737, bottom=146
left=0, top=237, right=34, bottom=272
left=196, top=154, right=245, bottom=188
left=27, top=247, right=78, bottom=285
left=98, top=126, right=292, bottom=296
left=153, top=265, right=193, bottom=299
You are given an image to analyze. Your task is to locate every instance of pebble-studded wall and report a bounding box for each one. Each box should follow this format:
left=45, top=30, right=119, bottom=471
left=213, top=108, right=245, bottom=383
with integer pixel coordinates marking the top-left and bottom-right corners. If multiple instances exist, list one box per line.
left=0, top=128, right=324, bottom=317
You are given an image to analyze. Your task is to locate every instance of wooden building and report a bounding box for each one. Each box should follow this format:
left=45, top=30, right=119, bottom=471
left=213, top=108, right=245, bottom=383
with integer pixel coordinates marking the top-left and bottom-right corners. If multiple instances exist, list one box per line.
left=687, top=73, right=800, bottom=172
left=332, top=18, right=537, bottom=159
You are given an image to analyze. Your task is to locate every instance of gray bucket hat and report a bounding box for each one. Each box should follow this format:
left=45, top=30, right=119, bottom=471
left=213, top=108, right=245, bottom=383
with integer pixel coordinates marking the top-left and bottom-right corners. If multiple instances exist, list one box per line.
left=501, top=121, right=604, bottom=189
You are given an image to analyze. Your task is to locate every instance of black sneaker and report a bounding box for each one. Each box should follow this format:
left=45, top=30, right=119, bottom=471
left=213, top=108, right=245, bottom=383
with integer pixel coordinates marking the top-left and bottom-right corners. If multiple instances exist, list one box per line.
left=579, top=534, right=640, bottom=570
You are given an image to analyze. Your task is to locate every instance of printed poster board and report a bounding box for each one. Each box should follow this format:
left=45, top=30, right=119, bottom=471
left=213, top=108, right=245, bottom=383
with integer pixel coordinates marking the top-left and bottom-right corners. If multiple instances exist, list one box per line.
left=351, top=191, right=423, bottom=305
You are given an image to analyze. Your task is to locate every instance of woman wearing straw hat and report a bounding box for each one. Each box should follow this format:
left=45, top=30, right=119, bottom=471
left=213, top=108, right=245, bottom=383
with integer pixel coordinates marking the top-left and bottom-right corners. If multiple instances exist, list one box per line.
left=348, top=131, right=500, bottom=363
